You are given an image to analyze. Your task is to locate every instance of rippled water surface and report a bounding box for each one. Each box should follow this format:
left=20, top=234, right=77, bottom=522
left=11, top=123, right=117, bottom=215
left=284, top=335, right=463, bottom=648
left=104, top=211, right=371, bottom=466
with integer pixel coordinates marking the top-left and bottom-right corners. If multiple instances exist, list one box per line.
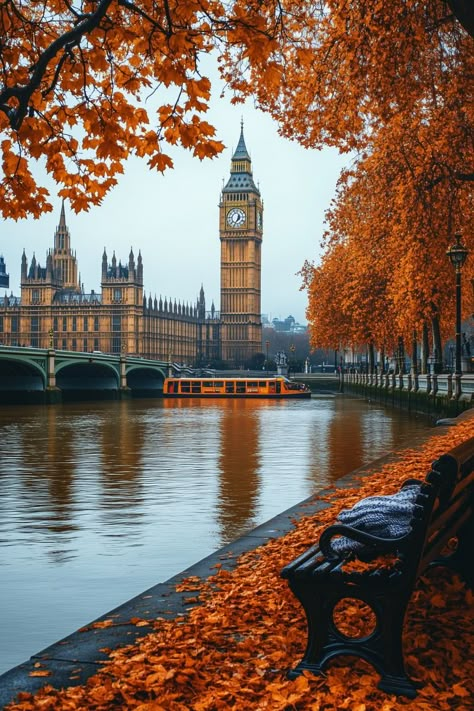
left=0, top=396, right=431, bottom=674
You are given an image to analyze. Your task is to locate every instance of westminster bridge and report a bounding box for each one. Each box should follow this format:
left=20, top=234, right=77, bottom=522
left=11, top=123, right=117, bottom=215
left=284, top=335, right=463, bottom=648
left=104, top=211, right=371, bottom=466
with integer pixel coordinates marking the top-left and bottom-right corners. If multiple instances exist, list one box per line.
left=0, top=346, right=174, bottom=403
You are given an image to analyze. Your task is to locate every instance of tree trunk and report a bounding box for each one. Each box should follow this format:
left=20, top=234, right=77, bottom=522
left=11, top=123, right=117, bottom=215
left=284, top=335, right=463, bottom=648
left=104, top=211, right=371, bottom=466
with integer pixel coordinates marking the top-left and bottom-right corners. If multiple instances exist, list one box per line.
left=368, top=342, right=375, bottom=374
left=421, top=323, right=429, bottom=374
left=432, top=316, right=443, bottom=373
left=411, top=329, right=418, bottom=375
left=397, top=336, right=406, bottom=374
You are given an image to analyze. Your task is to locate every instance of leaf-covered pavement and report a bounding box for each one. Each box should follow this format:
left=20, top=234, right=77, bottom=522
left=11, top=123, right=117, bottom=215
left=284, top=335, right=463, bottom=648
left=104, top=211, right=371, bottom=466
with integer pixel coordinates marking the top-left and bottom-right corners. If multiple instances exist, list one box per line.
left=6, top=419, right=474, bottom=710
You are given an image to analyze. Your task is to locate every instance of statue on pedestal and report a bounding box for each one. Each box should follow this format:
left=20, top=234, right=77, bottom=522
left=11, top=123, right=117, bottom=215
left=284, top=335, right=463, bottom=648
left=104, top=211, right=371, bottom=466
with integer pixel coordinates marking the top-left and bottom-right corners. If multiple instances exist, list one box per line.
left=275, top=350, right=288, bottom=376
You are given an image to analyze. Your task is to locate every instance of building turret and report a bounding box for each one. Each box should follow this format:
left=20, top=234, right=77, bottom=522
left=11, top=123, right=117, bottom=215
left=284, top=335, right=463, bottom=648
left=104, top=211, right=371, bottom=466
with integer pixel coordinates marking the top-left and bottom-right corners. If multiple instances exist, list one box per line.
left=46, top=252, right=53, bottom=279
left=21, top=250, right=27, bottom=280
left=198, top=284, right=206, bottom=319
left=51, top=201, right=80, bottom=291
left=102, top=248, right=108, bottom=278
left=0, top=255, right=10, bottom=289
left=128, top=248, right=135, bottom=280
left=29, top=254, right=37, bottom=279
left=54, top=200, right=69, bottom=252
left=137, top=251, right=143, bottom=284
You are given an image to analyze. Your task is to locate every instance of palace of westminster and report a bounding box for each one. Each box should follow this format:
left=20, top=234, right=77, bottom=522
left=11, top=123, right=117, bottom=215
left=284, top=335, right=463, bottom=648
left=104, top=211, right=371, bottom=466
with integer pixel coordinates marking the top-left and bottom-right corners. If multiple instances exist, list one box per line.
left=0, top=125, right=264, bottom=367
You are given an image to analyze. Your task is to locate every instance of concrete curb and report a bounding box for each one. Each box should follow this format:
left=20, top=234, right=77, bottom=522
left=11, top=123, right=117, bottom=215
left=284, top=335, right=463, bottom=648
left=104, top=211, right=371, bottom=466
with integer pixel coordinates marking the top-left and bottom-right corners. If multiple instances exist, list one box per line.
left=1, top=414, right=471, bottom=708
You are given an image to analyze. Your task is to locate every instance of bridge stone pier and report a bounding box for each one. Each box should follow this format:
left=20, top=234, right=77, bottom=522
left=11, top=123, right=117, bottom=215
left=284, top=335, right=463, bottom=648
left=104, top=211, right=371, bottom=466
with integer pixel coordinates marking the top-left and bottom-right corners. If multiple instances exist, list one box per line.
left=47, top=349, right=57, bottom=389
left=0, top=347, right=169, bottom=404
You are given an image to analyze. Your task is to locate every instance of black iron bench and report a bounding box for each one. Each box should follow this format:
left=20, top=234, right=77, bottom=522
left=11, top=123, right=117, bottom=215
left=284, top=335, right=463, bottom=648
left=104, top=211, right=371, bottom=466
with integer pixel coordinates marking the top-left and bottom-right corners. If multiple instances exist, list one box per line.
left=281, top=436, right=474, bottom=698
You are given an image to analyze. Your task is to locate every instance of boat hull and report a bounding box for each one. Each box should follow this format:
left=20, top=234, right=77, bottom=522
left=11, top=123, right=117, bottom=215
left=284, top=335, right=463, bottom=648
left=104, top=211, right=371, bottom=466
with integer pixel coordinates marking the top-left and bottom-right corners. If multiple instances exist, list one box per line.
left=163, top=392, right=311, bottom=399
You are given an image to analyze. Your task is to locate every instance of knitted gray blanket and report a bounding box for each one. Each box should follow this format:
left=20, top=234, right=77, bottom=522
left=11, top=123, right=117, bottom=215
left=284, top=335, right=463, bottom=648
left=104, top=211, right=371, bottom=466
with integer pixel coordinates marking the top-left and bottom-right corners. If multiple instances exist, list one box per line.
left=328, top=483, right=422, bottom=556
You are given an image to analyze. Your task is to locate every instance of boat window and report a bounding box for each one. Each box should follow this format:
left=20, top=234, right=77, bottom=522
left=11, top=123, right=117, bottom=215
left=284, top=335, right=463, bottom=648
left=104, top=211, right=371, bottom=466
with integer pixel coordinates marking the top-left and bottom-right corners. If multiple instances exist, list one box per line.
left=214, top=381, right=223, bottom=388
left=236, top=382, right=246, bottom=393
left=180, top=381, right=191, bottom=393
left=203, top=381, right=213, bottom=387
left=191, top=382, right=201, bottom=393
left=258, top=382, right=266, bottom=388
left=225, top=381, right=234, bottom=393
left=276, top=381, right=281, bottom=393
left=246, top=383, right=259, bottom=392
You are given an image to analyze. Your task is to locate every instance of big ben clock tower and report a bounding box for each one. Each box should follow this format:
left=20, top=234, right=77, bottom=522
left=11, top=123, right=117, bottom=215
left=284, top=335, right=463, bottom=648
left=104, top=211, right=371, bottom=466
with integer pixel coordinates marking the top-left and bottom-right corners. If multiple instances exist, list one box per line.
left=219, top=123, right=263, bottom=365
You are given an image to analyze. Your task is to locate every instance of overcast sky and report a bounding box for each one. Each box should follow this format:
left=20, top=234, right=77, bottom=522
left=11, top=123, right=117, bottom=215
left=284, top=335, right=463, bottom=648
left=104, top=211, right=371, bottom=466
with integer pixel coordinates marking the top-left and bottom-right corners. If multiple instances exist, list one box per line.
left=1, top=79, right=349, bottom=324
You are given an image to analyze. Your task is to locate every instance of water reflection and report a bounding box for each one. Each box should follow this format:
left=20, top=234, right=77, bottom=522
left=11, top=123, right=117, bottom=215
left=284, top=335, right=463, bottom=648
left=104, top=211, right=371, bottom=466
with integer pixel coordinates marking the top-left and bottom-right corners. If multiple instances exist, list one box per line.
left=0, top=396, right=430, bottom=675
left=217, top=399, right=261, bottom=541
left=98, top=400, right=146, bottom=534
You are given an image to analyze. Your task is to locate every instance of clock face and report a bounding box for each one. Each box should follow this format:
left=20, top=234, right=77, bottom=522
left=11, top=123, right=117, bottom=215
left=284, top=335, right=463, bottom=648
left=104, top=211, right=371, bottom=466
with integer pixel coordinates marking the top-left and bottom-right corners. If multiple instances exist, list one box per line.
left=227, top=207, right=246, bottom=227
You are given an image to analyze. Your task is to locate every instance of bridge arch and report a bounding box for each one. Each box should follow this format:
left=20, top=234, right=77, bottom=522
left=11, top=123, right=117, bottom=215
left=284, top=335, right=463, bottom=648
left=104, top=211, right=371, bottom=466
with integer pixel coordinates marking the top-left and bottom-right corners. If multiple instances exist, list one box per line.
left=55, top=359, right=120, bottom=396
left=125, top=364, right=167, bottom=393
left=0, top=357, right=46, bottom=391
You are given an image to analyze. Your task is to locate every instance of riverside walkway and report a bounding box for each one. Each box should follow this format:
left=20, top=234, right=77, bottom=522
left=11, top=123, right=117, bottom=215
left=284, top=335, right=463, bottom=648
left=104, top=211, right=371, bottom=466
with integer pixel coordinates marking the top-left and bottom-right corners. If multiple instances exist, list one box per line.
left=1, top=410, right=473, bottom=710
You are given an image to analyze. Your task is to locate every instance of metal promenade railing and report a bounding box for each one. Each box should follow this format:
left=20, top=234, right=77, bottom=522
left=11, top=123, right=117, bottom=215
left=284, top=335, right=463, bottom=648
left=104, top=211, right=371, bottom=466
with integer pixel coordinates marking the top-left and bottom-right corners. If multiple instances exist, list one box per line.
left=341, top=370, right=474, bottom=403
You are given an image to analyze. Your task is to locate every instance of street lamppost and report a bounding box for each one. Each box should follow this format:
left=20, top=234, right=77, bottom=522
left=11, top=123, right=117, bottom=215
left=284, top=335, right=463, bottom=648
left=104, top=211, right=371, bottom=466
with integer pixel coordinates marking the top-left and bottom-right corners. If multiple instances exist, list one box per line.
left=265, top=340, right=270, bottom=374
left=446, top=234, right=469, bottom=397
left=289, top=343, right=296, bottom=376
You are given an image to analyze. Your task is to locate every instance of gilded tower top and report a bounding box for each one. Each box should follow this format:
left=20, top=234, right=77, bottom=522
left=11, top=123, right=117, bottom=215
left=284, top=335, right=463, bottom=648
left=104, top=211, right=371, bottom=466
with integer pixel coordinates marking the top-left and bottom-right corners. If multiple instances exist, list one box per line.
left=232, top=120, right=251, bottom=161
left=222, top=122, right=259, bottom=196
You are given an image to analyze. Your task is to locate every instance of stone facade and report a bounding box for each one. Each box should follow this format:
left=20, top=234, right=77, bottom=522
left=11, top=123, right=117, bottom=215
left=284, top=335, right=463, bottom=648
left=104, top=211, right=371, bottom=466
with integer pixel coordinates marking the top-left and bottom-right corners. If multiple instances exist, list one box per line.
left=0, top=126, right=262, bottom=366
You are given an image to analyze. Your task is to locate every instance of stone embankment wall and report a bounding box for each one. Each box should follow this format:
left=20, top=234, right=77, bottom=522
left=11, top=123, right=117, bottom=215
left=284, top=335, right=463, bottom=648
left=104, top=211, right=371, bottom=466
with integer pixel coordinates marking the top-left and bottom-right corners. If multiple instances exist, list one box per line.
left=295, top=372, right=473, bottom=419
left=341, top=372, right=473, bottom=418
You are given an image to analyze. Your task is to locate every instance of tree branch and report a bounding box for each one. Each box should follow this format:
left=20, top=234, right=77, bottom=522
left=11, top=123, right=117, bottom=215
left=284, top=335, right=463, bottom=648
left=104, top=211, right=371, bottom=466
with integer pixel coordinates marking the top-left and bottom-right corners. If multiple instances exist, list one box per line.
left=0, top=0, right=115, bottom=130
left=445, top=0, right=474, bottom=38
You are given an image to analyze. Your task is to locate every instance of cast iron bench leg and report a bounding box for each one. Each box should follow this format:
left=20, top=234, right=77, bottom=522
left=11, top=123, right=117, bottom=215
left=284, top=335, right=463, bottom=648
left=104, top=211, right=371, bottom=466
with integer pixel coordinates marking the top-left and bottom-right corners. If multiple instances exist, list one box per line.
left=288, top=579, right=419, bottom=698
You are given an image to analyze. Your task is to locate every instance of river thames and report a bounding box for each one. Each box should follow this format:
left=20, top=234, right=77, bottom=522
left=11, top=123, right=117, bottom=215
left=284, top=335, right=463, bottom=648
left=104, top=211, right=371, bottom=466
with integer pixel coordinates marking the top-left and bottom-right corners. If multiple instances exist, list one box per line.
left=0, top=395, right=431, bottom=675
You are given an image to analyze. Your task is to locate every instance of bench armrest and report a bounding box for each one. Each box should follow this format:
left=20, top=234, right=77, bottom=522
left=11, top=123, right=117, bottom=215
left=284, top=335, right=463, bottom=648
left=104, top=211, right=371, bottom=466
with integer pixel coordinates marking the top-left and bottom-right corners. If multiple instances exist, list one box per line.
left=319, top=523, right=410, bottom=559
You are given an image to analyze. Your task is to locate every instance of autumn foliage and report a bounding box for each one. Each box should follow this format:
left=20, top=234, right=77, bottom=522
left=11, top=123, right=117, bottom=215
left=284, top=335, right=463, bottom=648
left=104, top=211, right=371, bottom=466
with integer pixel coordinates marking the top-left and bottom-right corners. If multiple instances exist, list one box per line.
left=288, top=2, right=474, bottom=361
left=1, top=2, right=472, bottom=362
left=5, top=418, right=474, bottom=710
left=0, top=1, right=472, bottom=221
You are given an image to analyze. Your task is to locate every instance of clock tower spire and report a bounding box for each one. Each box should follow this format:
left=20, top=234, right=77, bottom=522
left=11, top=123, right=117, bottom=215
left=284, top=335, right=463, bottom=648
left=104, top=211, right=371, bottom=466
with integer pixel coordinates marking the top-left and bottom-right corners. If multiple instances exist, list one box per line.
left=219, top=123, right=263, bottom=365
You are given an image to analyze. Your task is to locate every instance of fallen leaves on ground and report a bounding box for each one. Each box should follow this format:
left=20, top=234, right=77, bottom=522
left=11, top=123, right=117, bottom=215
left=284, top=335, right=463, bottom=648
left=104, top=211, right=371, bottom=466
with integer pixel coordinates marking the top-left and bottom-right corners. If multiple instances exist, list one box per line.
left=6, top=419, right=474, bottom=710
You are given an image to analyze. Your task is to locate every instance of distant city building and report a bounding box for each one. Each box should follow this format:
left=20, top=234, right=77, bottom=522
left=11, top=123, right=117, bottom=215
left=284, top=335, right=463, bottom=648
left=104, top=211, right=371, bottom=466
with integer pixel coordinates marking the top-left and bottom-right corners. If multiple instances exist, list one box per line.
left=0, top=126, right=263, bottom=366
left=0, top=256, right=9, bottom=289
left=271, top=315, right=307, bottom=333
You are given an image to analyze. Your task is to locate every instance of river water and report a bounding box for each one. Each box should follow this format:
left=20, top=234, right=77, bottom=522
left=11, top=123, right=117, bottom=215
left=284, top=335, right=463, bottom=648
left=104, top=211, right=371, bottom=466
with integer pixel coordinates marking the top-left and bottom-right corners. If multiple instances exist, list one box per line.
left=0, top=396, right=431, bottom=675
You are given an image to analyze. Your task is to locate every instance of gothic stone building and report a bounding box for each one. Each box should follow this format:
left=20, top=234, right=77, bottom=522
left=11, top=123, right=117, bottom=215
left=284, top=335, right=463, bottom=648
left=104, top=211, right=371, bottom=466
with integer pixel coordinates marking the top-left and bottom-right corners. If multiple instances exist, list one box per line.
left=0, top=126, right=263, bottom=366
